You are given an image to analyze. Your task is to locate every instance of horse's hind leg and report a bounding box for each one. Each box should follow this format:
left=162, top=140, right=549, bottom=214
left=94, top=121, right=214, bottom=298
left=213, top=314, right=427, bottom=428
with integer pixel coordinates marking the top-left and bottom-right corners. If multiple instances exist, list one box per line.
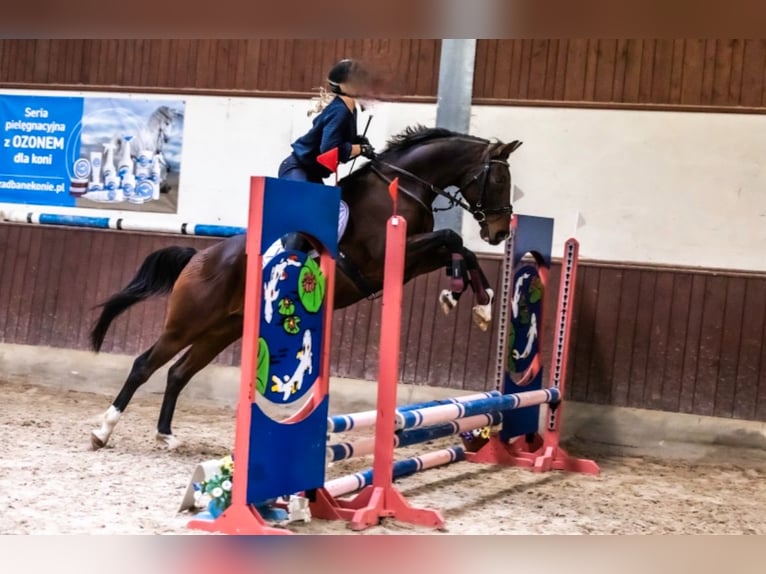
left=90, top=332, right=189, bottom=450
left=155, top=317, right=243, bottom=449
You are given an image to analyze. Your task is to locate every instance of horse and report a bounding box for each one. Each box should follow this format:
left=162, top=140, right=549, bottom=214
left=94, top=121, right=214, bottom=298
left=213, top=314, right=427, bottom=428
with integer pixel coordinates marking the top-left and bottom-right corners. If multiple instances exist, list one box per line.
left=111, top=105, right=184, bottom=192
left=88, top=125, right=522, bottom=450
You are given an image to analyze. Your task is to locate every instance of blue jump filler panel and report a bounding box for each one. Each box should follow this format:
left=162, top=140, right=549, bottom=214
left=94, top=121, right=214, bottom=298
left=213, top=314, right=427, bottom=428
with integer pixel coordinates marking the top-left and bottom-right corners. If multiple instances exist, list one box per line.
left=246, top=177, right=340, bottom=504
left=502, top=215, right=554, bottom=441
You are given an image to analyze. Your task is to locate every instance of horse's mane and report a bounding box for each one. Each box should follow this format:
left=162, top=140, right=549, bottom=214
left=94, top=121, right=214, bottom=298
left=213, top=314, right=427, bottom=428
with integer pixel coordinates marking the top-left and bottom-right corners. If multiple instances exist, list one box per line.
left=380, top=124, right=489, bottom=157
left=340, top=124, right=491, bottom=188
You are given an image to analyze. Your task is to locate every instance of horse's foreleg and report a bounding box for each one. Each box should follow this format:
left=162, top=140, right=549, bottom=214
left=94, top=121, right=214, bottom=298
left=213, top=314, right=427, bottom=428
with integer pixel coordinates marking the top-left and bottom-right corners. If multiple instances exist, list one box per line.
left=461, top=247, right=495, bottom=331
left=401, top=230, right=495, bottom=330
left=155, top=317, right=242, bottom=449
left=90, top=332, right=189, bottom=450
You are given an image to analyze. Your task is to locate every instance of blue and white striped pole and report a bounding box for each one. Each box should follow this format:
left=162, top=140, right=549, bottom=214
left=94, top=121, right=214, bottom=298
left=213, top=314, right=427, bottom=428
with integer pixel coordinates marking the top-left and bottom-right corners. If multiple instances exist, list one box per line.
left=327, top=411, right=502, bottom=463
left=327, top=390, right=501, bottom=433
left=2, top=210, right=246, bottom=238
left=396, top=388, right=561, bottom=431
left=324, top=446, right=466, bottom=499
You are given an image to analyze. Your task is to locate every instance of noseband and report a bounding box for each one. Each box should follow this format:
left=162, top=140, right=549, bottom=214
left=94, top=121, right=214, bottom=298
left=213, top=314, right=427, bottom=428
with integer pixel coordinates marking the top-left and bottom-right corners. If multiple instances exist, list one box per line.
left=370, top=157, right=513, bottom=223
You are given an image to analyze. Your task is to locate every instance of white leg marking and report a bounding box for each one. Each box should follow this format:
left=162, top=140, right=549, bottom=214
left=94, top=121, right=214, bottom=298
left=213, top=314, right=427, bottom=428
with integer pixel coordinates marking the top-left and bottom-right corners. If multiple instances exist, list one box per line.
left=472, top=288, right=494, bottom=332
left=439, top=289, right=458, bottom=315
left=156, top=433, right=183, bottom=450
left=90, top=405, right=121, bottom=450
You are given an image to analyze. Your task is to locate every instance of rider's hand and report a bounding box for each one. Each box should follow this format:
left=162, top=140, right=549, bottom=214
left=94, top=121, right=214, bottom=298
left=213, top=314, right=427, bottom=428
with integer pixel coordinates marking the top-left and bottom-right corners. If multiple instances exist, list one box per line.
left=359, top=144, right=376, bottom=159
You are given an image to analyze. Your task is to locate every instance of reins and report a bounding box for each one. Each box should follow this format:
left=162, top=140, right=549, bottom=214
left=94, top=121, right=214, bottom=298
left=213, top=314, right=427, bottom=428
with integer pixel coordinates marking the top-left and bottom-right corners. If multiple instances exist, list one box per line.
left=368, top=154, right=512, bottom=223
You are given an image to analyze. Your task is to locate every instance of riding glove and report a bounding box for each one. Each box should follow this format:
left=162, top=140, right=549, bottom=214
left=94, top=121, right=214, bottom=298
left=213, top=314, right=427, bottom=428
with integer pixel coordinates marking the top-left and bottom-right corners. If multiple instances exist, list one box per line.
left=360, top=144, right=376, bottom=159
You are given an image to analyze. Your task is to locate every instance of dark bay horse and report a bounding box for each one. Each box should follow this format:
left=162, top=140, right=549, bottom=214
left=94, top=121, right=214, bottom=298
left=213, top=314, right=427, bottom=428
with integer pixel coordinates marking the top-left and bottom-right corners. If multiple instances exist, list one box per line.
left=89, top=125, right=522, bottom=450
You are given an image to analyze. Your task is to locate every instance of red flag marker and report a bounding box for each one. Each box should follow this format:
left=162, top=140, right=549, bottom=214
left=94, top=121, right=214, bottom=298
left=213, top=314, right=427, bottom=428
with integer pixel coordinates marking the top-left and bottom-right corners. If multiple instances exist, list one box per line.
left=388, top=177, right=399, bottom=214
left=317, top=147, right=339, bottom=185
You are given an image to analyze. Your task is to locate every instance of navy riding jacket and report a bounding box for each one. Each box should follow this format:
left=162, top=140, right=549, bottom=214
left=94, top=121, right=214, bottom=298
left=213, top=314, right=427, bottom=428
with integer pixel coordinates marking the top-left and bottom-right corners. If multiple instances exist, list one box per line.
left=291, top=97, right=357, bottom=178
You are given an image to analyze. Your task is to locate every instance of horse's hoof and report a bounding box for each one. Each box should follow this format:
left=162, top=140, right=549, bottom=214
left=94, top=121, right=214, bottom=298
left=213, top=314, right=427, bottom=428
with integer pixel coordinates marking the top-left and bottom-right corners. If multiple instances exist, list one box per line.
left=439, top=289, right=457, bottom=315
left=471, top=307, right=491, bottom=332
left=90, top=431, right=107, bottom=450
left=156, top=433, right=183, bottom=450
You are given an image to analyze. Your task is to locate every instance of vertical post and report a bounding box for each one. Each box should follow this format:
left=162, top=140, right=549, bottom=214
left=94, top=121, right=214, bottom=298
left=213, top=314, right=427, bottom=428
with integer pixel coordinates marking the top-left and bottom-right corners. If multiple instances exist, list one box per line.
left=228, top=178, right=266, bottom=509
left=434, top=39, right=477, bottom=232
left=544, top=238, right=579, bottom=441
left=188, top=177, right=292, bottom=535
left=371, top=215, right=407, bottom=488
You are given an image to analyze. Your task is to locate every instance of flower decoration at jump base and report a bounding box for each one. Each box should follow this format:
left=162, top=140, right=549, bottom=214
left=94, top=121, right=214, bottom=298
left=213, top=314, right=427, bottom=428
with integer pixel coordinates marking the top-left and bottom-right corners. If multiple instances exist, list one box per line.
left=190, top=454, right=312, bottom=524
left=193, top=454, right=234, bottom=518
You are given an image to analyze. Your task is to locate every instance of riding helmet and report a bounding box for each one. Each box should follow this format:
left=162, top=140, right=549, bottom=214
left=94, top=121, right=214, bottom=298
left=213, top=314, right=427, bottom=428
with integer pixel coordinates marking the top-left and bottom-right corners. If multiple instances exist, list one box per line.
left=327, top=59, right=371, bottom=94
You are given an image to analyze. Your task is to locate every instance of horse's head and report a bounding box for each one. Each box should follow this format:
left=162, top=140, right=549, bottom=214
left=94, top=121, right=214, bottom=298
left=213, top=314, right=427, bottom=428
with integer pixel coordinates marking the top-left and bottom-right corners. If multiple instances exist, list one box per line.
left=150, top=106, right=184, bottom=144
left=369, top=126, right=523, bottom=246
left=458, top=139, right=523, bottom=245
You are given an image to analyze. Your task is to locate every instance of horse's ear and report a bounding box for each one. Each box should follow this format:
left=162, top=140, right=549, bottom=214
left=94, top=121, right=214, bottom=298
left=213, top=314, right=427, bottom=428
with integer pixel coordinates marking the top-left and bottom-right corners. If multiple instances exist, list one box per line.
left=495, top=140, right=523, bottom=159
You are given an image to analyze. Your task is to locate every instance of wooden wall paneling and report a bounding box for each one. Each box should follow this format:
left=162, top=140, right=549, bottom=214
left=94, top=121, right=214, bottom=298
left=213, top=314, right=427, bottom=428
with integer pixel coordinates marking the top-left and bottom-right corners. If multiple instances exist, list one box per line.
left=446, top=279, right=476, bottom=390
left=0, top=40, right=10, bottom=82
left=659, top=272, right=693, bottom=413
left=39, top=229, right=66, bottom=346
left=4, top=225, right=33, bottom=343
left=699, top=39, right=718, bottom=105
left=731, top=278, right=765, bottom=420
left=740, top=39, right=766, bottom=107
left=619, top=39, right=643, bottom=102
left=570, top=265, right=599, bottom=402
left=16, top=225, right=45, bottom=345
left=636, top=40, right=656, bottom=103
left=361, top=296, right=383, bottom=381
left=398, top=278, right=420, bottom=383
left=507, top=40, right=524, bottom=100
left=515, top=40, right=533, bottom=100
left=609, top=268, right=641, bottom=406
left=650, top=40, right=675, bottom=104
left=582, top=39, right=600, bottom=101
left=727, top=39, right=746, bottom=105
left=642, top=271, right=675, bottom=410
left=591, top=39, right=616, bottom=102
left=333, top=299, right=361, bottom=378
left=563, top=39, right=589, bottom=101
left=680, top=39, right=705, bottom=105
left=586, top=266, right=622, bottom=405
left=715, top=277, right=747, bottom=417
left=694, top=275, right=728, bottom=416
left=463, top=258, right=502, bottom=392
left=527, top=39, right=550, bottom=100
left=668, top=39, right=686, bottom=104
left=610, top=39, right=629, bottom=102
left=678, top=274, right=707, bottom=414
left=416, top=271, right=446, bottom=385
left=473, top=40, right=496, bottom=98
left=625, top=270, right=656, bottom=407
left=0, top=226, right=11, bottom=342
left=329, top=309, right=345, bottom=374
left=121, top=233, right=147, bottom=356
left=47, top=228, right=78, bottom=348
left=540, top=39, right=560, bottom=100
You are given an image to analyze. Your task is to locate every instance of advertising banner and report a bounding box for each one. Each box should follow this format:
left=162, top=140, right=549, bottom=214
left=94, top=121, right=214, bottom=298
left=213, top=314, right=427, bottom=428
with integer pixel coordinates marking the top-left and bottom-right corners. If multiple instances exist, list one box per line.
left=0, top=94, right=185, bottom=213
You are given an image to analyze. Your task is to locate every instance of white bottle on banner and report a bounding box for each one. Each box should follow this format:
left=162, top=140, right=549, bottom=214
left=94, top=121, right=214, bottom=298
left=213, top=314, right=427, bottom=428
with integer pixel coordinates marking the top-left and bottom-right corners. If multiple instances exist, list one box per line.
left=135, top=149, right=153, bottom=180
left=89, top=150, right=103, bottom=190
left=122, top=172, right=136, bottom=201
left=118, top=135, right=134, bottom=179
left=150, top=154, right=162, bottom=182
left=102, top=143, right=116, bottom=180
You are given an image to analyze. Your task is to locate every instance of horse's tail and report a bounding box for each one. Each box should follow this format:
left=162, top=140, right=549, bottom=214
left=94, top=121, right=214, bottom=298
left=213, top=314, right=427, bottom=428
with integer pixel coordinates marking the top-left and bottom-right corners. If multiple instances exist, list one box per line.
left=90, top=245, right=197, bottom=352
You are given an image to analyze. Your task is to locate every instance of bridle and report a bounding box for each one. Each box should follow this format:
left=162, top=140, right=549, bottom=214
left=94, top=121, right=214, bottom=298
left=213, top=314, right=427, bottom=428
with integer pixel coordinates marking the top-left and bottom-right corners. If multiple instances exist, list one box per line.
left=369, top=156, right=513, bottom=224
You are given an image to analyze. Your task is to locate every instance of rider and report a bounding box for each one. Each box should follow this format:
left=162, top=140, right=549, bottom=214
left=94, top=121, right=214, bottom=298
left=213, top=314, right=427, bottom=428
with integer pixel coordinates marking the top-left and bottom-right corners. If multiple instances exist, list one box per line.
left=278, top=58, right=377, bottom=183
